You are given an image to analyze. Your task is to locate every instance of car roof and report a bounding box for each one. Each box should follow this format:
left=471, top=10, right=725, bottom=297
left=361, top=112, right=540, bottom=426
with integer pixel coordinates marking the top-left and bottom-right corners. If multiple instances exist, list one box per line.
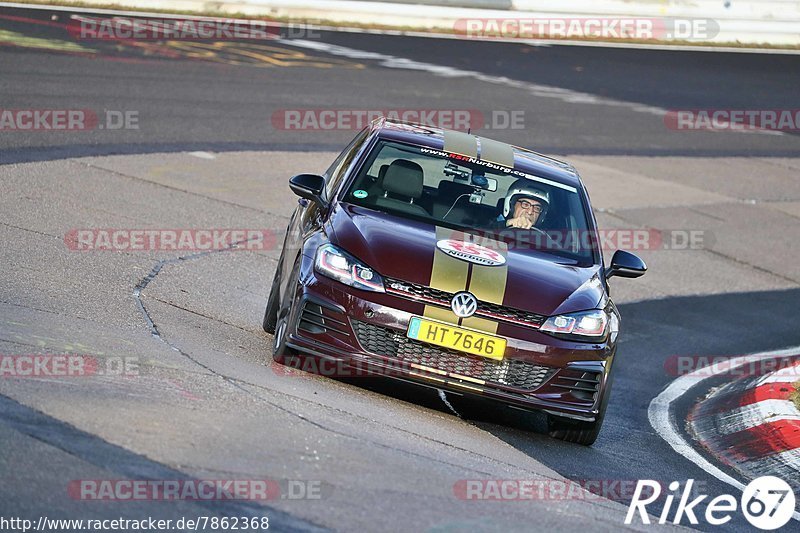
left=369, top=117, right=582, bottom=189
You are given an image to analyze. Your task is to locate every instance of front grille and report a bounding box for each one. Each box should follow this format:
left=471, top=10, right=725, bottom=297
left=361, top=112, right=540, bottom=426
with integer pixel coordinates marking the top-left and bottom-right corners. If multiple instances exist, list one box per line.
left=352, top=320, right=554, bottom=391
left=384, top=278, right=546, bottom=328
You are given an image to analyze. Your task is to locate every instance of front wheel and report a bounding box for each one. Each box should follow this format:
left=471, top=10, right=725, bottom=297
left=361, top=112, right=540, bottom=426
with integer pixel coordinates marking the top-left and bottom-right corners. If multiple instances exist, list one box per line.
left=262, top=267, right=281, bottom=334
left=547, top=375, right=613, bottom=446
left=272, top=310, right=296, bottom=363
left=547, top=412, right=605, bottom=446
left=272, top=258, right=301, bottom=363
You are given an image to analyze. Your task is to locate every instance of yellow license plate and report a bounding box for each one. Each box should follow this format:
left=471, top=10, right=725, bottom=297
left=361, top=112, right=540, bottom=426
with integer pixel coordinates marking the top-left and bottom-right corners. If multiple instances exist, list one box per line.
left=407, top=316, right=506, bottom=360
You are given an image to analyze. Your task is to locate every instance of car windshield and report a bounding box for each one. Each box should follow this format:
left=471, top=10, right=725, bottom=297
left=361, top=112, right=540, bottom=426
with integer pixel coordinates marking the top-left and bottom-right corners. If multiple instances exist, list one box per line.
left=342, top=140, right=598, bottom=265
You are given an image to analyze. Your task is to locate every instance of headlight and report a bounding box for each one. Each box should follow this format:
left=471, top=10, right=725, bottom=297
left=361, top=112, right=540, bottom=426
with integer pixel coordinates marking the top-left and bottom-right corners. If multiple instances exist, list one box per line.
left=314, top=243, right=385, bottom=292
left=540, top=309, right=608, bottom=340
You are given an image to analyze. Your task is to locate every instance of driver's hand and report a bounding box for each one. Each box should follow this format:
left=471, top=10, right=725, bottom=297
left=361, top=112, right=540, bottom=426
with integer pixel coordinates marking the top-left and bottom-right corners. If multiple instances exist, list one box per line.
left=506, top=216, right=533, bottom=229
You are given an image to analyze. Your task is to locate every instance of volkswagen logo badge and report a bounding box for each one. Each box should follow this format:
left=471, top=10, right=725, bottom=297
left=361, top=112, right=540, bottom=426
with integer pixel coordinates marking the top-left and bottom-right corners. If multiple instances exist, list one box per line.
left=451, top=291, right=478, bottom=318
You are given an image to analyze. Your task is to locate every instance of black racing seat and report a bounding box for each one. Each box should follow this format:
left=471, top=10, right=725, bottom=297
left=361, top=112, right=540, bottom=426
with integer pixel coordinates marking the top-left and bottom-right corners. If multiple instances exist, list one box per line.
left=375, top=159, right=428, bottom=216
left=378, top=164, right=389, bottom=184
left=362, top=164, right=390, bottom=198
left=434, top=180, right=475, bottom=221
left=433, top=180, right=498, bottom=226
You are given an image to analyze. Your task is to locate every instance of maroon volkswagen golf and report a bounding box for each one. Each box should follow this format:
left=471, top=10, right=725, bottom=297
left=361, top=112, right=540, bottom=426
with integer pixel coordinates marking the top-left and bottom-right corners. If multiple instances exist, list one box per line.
left=263, top=118, right=646, bottom=445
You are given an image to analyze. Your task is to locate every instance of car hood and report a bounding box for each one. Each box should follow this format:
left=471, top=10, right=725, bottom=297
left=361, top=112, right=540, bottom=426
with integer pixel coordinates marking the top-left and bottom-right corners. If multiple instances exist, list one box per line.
left=328, top=203, right=604, bottom=317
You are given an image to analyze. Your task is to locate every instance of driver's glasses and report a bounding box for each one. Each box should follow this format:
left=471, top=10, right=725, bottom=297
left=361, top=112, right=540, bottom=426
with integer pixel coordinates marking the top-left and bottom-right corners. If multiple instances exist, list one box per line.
left=517, top=199, right=543, bottom=214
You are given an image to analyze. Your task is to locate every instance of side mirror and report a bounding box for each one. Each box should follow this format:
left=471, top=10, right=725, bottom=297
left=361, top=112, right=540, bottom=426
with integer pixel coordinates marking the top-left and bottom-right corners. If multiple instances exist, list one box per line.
left=605, top=250, right=647, bottom=280
left=289, top=174, right=326, bottom=206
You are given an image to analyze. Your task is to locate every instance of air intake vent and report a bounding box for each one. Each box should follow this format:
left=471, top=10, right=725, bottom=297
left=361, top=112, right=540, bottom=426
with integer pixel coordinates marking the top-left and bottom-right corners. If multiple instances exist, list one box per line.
left=298, top=301, right=350, bottom=337
left=551, top=370, right=601, bottom=402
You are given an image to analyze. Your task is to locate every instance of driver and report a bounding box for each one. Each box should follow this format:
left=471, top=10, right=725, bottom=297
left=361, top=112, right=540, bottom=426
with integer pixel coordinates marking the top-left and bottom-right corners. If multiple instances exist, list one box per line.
left=489, top=179, right=550, bottom=230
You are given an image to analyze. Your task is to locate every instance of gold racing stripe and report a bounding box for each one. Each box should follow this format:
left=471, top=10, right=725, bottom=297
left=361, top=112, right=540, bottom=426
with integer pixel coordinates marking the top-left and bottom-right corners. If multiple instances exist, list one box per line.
left=478, top=137, right=515, bottom=167
left=461, top=235, right=509, bottom=334
left=424, top=305, right=457, bottom=323
left=424, top=227, right=468, bottom=321
left=459, top=316, right=498, bottom=334
left=443, top=130, right=478, bottom=158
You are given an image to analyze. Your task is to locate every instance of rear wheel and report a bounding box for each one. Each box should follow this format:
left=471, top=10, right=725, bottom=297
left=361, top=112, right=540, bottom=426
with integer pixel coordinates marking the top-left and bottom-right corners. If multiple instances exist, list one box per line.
left=547, top=375, right=613, bottom=446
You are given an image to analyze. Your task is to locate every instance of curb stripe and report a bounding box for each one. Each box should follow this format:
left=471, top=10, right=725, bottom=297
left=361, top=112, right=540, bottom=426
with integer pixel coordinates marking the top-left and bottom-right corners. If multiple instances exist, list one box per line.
left=649, top=346, right=800, bottom=523
left=694, top=382, right=795, bottom=415
left=758, top=359, right=800, bottom=385
left=687, top=356, right=800, bottom=486
left=713, top=419, right=800, bottom=462
left=761, top=374, right=800, bottom=383
left=740, top=383, right=795, bottom=406
left=712, top=400, right=800, bottom=435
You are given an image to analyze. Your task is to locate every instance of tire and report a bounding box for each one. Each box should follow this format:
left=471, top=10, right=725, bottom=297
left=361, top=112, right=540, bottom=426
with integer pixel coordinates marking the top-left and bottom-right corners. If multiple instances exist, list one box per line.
left=262, top=266, right=281, bottom=334
left=547, top=374, right=613, bottom=446
left=272, top=257, right=301, bottom=363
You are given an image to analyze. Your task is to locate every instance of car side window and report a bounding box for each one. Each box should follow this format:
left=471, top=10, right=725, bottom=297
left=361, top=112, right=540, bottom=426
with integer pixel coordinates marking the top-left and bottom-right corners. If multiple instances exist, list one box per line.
left=324, top=127, right=370, bottom=200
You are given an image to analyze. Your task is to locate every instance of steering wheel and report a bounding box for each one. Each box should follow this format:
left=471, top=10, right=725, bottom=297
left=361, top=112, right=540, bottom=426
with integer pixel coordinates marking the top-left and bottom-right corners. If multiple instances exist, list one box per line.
left=504, top=225, right=558, bottom=249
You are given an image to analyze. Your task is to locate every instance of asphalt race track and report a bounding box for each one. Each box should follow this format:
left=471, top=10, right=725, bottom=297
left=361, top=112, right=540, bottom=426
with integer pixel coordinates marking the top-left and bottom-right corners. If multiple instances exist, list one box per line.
left=1, top=5, right=799, bottom=532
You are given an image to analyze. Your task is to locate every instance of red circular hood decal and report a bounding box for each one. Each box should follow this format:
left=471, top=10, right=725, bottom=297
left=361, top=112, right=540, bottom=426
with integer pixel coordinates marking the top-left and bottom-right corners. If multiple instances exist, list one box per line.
left=436, top=239, right=506, bottom=266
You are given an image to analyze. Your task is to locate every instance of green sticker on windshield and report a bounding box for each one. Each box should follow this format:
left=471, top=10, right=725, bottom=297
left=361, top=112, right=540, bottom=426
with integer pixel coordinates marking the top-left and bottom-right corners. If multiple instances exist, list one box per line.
left=353, top=190, right=368, bottom=199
